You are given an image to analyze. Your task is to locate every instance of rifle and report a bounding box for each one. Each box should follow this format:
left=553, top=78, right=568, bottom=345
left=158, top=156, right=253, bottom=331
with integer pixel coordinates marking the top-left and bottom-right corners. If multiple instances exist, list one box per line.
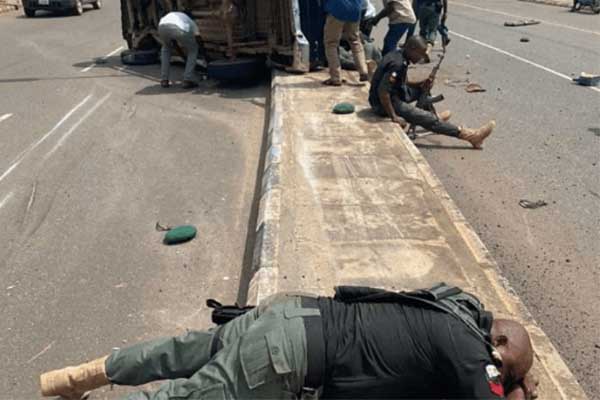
left=407, top=45, right=447, bottom=140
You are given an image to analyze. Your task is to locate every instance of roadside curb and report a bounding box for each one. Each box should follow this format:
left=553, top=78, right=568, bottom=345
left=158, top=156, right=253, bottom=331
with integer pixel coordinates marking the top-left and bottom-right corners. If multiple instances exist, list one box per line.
left=518, top=0, right=571, bottom=7
left=246, top=73, right=284, bottom=305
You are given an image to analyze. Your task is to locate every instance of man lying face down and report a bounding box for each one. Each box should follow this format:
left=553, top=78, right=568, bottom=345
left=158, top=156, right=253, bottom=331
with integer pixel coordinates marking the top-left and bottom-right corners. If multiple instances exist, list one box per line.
left=41, top=283, right=538, bottom=400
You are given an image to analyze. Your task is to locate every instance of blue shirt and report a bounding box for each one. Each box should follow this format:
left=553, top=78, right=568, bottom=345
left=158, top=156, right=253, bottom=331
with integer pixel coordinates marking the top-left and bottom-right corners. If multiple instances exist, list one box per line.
left=324, top=0, right=363, bottom=23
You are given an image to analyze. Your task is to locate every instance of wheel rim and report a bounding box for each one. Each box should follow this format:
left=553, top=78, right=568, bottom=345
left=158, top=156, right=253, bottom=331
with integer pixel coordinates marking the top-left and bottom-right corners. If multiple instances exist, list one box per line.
left=77, top=0, right=82, bottom=13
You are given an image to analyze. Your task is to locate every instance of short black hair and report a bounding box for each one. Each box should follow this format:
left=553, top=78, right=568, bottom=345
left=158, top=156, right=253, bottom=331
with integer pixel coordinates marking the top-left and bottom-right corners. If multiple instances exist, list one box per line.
left=405, top=35, right=428, bottom=52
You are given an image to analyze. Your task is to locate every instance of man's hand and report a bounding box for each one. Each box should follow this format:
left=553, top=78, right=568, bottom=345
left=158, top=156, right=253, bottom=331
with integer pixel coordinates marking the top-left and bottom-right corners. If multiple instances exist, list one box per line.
left=521, top=372, right=539, bottom=399
left=391, top=116, right=407, bottom=129
left=506, top=372, right=539, bottom=400
left=421, top=77, right=434, bottom=90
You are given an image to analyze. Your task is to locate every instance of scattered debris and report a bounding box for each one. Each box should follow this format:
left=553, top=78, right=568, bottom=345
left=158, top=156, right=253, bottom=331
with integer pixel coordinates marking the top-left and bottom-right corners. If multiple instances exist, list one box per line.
left=465, top=83, right=486, bottom=93
left=223, top=276, right=230, bottom=281
left=504, top=19, right=540, bottom=27
left=27, top=341, right=56, bottom=364
left=164, top=225, right=197, bottom=245
left=332, top=102, right=355, bottom=114
left=444, top=78, right=470, bottom=88
left=114, top=283, right=128, bottom=289
left=520, top=37, right=530, bottom=43
left=519, top=199, right=548, bottom=209
left=155, top=222, right=172, bottom=232
left=573, top=72, right=600, bottom=87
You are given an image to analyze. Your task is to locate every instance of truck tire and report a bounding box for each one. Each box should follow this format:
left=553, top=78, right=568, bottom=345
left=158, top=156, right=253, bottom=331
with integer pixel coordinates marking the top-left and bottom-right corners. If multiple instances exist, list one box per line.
left=120, top=49, right=160, bottom=65
left=207, top=58, right=266, bottom=81
left=72, top=0, right=83, bottom=15
left=93, top=0, right=101, bottom=9
left=24, top=7, right=35, bottom=16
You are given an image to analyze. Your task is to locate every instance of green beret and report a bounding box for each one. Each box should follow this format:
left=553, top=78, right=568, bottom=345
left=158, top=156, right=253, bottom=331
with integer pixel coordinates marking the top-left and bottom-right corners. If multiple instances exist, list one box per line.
left=164, top=225, right=197, bottom=245
left=333, top=102, right=355, bottom=114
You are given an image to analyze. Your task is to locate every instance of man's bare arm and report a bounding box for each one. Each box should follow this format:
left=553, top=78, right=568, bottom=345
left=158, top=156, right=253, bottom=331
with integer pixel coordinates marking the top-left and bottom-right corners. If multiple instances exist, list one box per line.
left=378, top=89, right=405, bottom=126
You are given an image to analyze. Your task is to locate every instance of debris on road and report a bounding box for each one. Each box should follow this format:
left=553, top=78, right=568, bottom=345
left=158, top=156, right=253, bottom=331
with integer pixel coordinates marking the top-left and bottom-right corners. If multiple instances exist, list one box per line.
left=520, top=37, right=531, bottom=43
left=444, top=78, right=470, bottom=88
left=333, top=102, right=355, bottom=114
left=465, top=83, right=486, bottom=93
left=519, top=199, right=548, bottom=209
left=164, top=225, right=197, bottom=245
left=572, top=72, right=600, bottom=87
left=155, top=221, right=172, bottom=232
left=504, top=19, right=540, bottom=27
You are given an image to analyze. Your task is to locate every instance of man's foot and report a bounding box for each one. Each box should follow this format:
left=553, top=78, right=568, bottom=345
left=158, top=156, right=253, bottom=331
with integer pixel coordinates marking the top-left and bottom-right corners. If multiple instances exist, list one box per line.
left=40, top=356, right=110, bottom=399
left=359, top=73, right=369, bottom=82
left=182, top=80, right=199, bottom=89
left=424, top=43, right=433, bottom=64
left=438, top=110, right=452, bottom=121
left=459, top=120, right=496, bottom=149
left=322, top=78, right=343, bottom=86
left=160, top=80, right=170, bottom=88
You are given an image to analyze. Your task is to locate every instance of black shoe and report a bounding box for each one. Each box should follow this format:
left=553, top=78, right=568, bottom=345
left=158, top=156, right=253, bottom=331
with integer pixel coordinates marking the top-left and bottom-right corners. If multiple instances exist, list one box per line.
left=160, top=80, right=170, bottom=88
left=182, top=80, right=199, bottom=89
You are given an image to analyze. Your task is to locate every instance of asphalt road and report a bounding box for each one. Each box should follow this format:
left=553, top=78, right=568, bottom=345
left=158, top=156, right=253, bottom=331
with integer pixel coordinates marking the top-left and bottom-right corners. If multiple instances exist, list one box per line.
left=0, top=4, right=266, bottom=399
left=374, top=0, right=599, bottom=396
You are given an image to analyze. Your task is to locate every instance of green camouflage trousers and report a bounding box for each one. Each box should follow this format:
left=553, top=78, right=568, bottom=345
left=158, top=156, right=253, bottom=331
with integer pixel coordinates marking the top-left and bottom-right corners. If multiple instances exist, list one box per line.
left=105, top=294, right=318, bottom=399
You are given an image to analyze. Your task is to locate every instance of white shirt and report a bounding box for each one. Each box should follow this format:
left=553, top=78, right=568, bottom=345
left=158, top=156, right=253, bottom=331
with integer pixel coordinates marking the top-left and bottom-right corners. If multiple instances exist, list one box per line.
left=383, top=0, right=416, bottom=24
left=363, top=0, right=377, bottom=19
left=159, top=12, right=199, bottom=35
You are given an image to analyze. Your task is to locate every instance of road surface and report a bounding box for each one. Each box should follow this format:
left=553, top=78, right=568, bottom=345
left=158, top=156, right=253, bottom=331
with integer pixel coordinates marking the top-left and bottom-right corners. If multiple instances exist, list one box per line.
left=396, top=0, right=599, bottom=396
left=0, top=4, right=266, bottom=399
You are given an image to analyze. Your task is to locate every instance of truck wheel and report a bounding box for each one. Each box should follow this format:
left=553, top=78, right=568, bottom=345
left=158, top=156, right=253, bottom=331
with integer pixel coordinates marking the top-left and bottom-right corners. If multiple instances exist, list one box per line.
left=72, top=0, right=83, bottom=15
left=93, top=0, right=101, bottom=9
left=207, top=58, right=266, bottom=81
left=593, top=1, right=600, bottom=13
left=120, top=49, right=160, bottom=65
left=24, top=8, right=35, bottom=17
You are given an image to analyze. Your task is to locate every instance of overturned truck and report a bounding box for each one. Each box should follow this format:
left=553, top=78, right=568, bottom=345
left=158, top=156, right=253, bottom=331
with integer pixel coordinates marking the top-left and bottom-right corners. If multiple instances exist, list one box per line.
left=120, top=0, right=323, bottom=75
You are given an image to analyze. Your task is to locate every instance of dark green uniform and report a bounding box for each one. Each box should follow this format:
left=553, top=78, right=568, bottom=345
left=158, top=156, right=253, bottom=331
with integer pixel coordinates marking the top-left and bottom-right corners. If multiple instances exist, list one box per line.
left=106, top=294, right=316, bottom=399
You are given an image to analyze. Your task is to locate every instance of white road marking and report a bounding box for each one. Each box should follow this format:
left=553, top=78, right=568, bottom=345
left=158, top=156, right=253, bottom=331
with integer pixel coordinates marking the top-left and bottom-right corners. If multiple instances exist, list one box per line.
left=0, top=192, right=14, bottom=210
left=0, top=94, right=92, bottom=185
left=450, top=30, right=600, bottom=94
left=0, top=113, right=13, bottom=123
left=452, top=2, right=600, bottom=37
left=80, top=46, right=124, bottom=73
left=45, top=93, right=112, bottom=159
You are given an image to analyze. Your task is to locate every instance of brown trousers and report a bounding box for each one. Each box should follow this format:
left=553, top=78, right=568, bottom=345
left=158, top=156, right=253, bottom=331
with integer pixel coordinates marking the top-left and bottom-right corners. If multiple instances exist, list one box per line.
left=323, top=15, right=368, bottom=82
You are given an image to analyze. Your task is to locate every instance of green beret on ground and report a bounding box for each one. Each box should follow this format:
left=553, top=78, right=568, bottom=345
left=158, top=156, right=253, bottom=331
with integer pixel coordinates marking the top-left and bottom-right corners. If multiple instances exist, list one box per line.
left=333, top=102, right=355, bottom=114
left=164, top=225, right=197, bottom=245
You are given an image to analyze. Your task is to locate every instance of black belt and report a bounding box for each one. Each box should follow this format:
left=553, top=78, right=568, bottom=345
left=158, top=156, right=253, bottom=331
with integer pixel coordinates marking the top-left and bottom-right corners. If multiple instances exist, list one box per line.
left=301, top=297, right=325, bottom=391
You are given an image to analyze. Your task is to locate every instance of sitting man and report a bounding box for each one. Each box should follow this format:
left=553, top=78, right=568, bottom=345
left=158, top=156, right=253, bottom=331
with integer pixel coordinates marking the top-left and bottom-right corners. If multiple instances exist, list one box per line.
left=158, top=11, right=201, bottom=89
left=370, top=35, right=495, bottom=149
left=41, top=283, right=538, bottom=399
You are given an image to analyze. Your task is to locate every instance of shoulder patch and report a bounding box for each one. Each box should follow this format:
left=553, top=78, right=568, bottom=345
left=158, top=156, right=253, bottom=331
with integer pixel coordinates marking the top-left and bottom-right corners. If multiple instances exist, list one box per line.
left=485, top=364, right=504, bottom=397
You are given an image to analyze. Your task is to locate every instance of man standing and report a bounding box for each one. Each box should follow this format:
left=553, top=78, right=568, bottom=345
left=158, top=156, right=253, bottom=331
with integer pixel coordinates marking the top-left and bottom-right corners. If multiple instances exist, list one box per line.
left=323, top=0, right=369, bottom=86
left=40, top=284, right=539, bottom=399
left=158, top=11, right=200, bottom=89
left=409, top=0, right=448, bottom=56
left=369, top=0, right=416, bottom=55
left=370, top=36, right=496, bottom=149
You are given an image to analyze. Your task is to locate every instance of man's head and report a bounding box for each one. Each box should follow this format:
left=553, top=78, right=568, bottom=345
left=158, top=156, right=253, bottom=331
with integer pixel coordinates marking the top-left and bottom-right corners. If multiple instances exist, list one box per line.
left=403, top=36, right=429, bottom=64
left=490, top=319, right=534, bottom=388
